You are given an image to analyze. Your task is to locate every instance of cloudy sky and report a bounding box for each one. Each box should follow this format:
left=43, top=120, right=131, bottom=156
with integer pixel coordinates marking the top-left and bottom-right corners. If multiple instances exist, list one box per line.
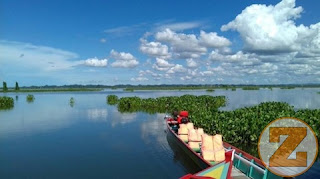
left=0, top=0, right=320, bottom=86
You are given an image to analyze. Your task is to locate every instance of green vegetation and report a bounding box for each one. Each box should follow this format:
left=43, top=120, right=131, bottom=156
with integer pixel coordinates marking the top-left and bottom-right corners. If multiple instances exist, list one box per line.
left=70, top=97, right=75, bottom=107
left=124, top=88, right=134, bottom=92
left=231, top=88, right=236, bottom=91
left=242, top=87, right=260, bottom=90
left=0, top=84, right=318, bottom=93
left=107, top=95, right=119, bottom=105
left=317, top=92, right=320, bottom=94
left=15, top=82, right=20, bottom=91
left=108, top=84, right=318, bottom=91
left=206, top=89, right=215, bottom=92
left=2, top=82, right=8, bottom=92
left=115, top=94, right=226, bottom=114
left=9, top=88, right=102, bottom=93
left=26, top=94, right=35, bottom=103
left=111, top=95, right=320, bottom=146
left=123, top=86, right=231, bottom=91
left=0, top=96, right=14, bottom=109
left=280, top=86, right=295, bottom=89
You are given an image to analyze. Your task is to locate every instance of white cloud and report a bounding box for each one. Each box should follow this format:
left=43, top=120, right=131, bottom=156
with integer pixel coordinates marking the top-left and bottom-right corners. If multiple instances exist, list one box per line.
left=186, top=58, right=198, bottom=68
left=180, top=76, right=192, bottom=81
left=152, top=64, right=169, bottom=71
left=199, top=30, right=231, bottom=48
left=167, top=64, right=187, bottom=74
left=164, top=74, right=172, bottom=79
left=155, top=58, right=174, bottom=68
left=156, top=21, right=203, bottom=31
left=0, top=40, right=80, bottom=72
left=131, top=77, right=149, bottom=82
left=100, top=38, right=107, bottom=43
left=84, top=57, right=108, bottom=67
left=200, top=71, right=214, bottom=76
left=140, top=39, right=171, bottom=59
left=155, top=28, right=207, bottom=59
left=104, top=23, right=146, bottom=37
left=187, top=69, right=198, bottom=77
left=259, top=63, right=278, bottom=74
left=153, top=28, right=231, bottom=59
left=152, top=58, right=175, bottom=71
left=209, top=50, right=261, bottom=66
left=110, top=49, right=139, bottom=68
left=139, top=70, right=162, bottom=78
left=221, top=0, right=320, bottom=57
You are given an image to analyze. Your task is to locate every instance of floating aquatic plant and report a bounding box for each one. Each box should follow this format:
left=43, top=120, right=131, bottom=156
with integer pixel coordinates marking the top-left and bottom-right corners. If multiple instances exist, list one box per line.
left=0, top=96, right=14, bottom=109
left=206, top=89, right=214, bottom=92
left=242, top=87, right=260, bottom=90
left=112, top=95, right=319, bottom=146
left=123, top=88, right=134, bottom=92
left=107, top=95, right=119, bottom=105
left=26, top=94, right=35, bottom=103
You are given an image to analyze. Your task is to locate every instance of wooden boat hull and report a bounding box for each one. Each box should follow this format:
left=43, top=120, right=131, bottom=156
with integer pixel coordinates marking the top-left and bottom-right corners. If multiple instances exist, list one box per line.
left=167, top=123, right=211, bottom=170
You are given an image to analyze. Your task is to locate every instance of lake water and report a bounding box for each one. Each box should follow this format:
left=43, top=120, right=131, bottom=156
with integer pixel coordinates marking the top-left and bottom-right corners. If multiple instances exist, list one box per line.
left=0, top=88, right=319, bottom=178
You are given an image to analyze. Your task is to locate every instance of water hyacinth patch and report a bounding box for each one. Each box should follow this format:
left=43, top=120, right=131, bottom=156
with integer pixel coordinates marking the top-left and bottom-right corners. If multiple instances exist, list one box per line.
left=117, top=95, right=226, bottom=114
left=206, top=89, right=214, bottom=92
left=26, top=94, right=35, bottom=103
left=107, top=95, right=118, bottom=105
left=242, top=87, right=260, bottom=90
left=0, top=96, right=14, bottom=109
left=123, top=88, right=134, bottom=92
left=112, top=95, right=319, bottom=146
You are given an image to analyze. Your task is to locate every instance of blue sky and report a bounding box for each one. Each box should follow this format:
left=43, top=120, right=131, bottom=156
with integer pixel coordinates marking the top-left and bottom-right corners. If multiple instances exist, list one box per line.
left=0, top=0, right=320, bottom=86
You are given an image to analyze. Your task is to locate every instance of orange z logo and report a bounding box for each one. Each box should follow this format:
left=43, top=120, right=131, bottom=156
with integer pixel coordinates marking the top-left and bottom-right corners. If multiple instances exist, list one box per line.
left=269, top=127, right=307, bottom=167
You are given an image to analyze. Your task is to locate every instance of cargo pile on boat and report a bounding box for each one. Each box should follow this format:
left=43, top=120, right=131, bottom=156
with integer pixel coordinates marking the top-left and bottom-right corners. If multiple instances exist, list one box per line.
left=175, top=121, right=226, bottom=163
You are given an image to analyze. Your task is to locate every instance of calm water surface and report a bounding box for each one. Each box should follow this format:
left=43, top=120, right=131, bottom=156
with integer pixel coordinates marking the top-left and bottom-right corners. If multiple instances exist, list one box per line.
left=0, top=88, right=319, bottom=178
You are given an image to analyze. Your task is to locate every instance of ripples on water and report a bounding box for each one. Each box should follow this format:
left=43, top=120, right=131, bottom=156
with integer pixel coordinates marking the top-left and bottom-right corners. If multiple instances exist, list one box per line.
left=0, top=88, right=319, bottom=178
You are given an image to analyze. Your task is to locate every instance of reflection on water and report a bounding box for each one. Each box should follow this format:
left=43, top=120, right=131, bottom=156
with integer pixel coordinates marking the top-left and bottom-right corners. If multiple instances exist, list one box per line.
left=109, top=108, right=137, bottom=127
left=87, top=108, right=108, bottom=121
left=140, top=114, right=167, bottom=145
left=166, top=132, right=202, bottom=174
left=0, top=95, right=77, bottom=138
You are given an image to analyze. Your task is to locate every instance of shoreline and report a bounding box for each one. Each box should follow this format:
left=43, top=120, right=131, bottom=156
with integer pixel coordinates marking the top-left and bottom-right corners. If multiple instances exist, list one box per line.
left=0, top=88, right=103, bottom=93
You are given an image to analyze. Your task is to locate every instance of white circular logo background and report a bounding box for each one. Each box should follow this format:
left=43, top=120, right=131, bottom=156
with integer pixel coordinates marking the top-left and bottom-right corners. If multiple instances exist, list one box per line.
left=258, top=117, right=318, bottom=177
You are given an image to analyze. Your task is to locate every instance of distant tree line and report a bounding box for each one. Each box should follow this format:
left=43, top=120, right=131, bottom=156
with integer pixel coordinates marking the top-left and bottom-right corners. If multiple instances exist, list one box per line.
left=17, top=83, right=320, bottom=89
left=2, top=82, right=320, bottom=92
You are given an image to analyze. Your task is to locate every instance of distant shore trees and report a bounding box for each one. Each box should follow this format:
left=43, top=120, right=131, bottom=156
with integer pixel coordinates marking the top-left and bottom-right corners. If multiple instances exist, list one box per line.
left=2, top=81, right=8, bottom=92
left=1, top=81, right=20, bottom=92
left=15, top=82, right=20, bottom=91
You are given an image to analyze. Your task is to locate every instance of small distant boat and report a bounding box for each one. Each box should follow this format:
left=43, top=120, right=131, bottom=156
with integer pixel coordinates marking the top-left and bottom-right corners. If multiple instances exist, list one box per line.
left=166, top=114, right=283, bottom=179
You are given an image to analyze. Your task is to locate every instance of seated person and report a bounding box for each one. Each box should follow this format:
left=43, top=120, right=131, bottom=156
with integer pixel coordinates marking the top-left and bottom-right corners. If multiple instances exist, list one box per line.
left=178, top=111, right=189, bottom=124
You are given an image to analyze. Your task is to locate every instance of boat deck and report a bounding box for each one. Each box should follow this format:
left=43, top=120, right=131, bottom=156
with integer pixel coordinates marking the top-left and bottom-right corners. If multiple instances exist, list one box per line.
left=231, top=166, right=249, bottom=179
